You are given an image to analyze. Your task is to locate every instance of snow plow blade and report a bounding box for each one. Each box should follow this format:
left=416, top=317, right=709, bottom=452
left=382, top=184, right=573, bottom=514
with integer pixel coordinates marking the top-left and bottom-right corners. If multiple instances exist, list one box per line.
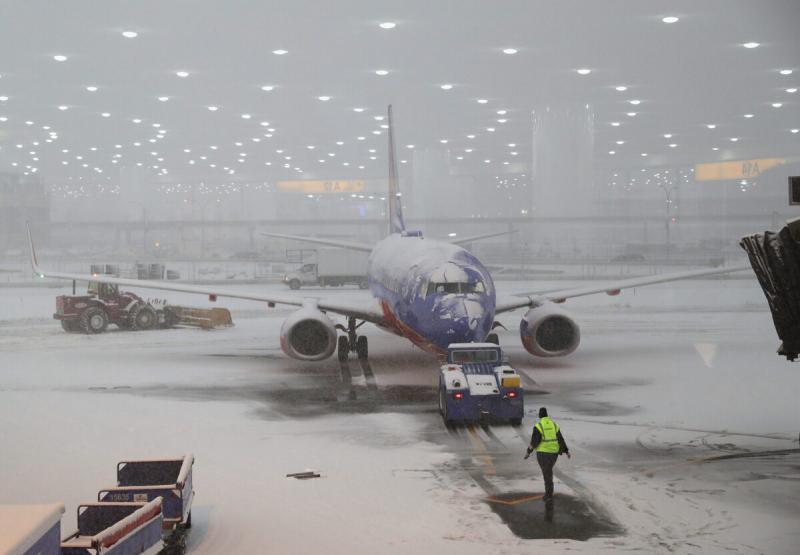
left=739, top=217, right=800, bottom=361
left=167, top=306, right=234, bottom=329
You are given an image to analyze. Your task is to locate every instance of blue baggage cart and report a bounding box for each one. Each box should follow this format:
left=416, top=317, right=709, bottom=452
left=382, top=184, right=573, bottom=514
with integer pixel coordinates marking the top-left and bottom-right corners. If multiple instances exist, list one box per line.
left=0, top=503, right=64, bottom=555
left=97, top=454, right=194, bottom=530
left=60, top=498, right=163, bottom=555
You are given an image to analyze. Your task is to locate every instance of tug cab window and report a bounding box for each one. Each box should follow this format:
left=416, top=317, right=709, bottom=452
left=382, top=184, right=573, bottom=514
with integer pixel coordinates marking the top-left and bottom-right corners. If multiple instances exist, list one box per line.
left=451, top=349, right=498, bottom=363
left=426, top=281, right=486, bottom=296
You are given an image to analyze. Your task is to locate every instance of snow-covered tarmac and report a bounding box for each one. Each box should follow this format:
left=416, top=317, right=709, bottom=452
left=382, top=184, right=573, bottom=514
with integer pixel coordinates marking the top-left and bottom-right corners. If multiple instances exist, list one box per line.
left=1, top=278, right=799, bottom=554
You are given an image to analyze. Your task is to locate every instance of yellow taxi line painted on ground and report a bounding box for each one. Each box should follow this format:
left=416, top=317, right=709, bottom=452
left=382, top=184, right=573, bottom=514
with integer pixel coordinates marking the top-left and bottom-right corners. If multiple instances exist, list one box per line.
left=485, top=493, right=545, bottom=505
left=466, top=424, right=497, bottom=476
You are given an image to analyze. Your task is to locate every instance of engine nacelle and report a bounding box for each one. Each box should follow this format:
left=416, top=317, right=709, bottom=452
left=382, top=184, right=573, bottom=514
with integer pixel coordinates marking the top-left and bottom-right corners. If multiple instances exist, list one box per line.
left=520, top=302, right=580, bottom=357
left=280, top=305, right=337, bottom=361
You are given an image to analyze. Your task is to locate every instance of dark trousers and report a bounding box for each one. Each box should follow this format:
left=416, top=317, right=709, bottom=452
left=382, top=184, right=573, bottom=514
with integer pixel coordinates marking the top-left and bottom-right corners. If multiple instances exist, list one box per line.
left=536, top=451, right=558, bottom=498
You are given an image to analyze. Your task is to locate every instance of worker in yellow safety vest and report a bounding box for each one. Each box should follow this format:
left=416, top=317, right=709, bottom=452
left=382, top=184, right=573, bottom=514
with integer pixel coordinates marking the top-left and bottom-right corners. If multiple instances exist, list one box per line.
left=524, top=407, right=570, bottom=500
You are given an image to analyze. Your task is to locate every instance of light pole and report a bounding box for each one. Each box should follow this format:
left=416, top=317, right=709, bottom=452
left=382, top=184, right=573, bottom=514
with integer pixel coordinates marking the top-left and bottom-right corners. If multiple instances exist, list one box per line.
left=657, top=178, right=678, bottom=261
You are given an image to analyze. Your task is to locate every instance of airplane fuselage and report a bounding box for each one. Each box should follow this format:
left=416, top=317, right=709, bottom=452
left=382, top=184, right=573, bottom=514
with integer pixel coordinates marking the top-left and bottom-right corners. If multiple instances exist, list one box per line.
left=367, top=234, right=496, bottom=353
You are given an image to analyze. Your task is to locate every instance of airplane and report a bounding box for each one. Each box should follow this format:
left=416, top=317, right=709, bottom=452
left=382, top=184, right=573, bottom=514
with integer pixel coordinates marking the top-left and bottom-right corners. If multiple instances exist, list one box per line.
left=27, top=105, right=750, bottom=363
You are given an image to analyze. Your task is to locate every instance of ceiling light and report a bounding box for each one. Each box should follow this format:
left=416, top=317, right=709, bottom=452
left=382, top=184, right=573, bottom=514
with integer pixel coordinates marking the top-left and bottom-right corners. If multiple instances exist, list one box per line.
left=610, top=121, right=621, bottom=127
left=467, top=134, right=476, bottom=139
left=101, top=112, right=110, bottom=118
left=53, top=55, right=68, bottom=62
left=787, top=88, right=798, bottom=93
left=58, top=105, right=68, bottom=111
left=608, top=150, right=616, bottom=155
left=86, top=85, right=98, bottom=92
left=662, top=16, right=679, bottom=24
left=779, top=69, right=793, bottom=75
left=496, top=110, right=507, bottom=115
left=439, top=139, right=448, bottom=144
left=440, top=84, right=453, bottom=90
left=336, top=141, right=344, bottom=145
left=502, top=48, right=518, bottom=55
left=730, top=137, right=739, bottom=142
left=772, top=102, right=783, bottom=108
left=207, top=105, right=218, bottom=111
left=663, top=133, right=672, bottom=138
left=615, top=85, right=627, bottom=91
left=318, top=96, right=331, bottom=101
left=375, top=69, right=389, bottom=76
left=239, top=114, right=252, bottom=119
left=477, top=98, right=488, bottom=104
left=743, top=113, right=754, bottom=118
left=272, top=49, right=288, bottom=55
left=706, top=123, right=716, bottom=129
left=640, top=153, right=648, bottom=157
left=353, top=107, right=364, bottom=112
left=576, top=68, right=591, bottom=75
left=626, top=112, right=637, bottom=117
left=616, top=140, right=625, bottom=145
left=357, top=136, right=365, bottom=141
left=628, top=99, right=641, bottom=105
left=486, top=127, right=495, bottom=132
left=406, top=144, right=414, bottom=149
left=742, top=42, right=760, bottom=49
left=261, top=85, right=274, bottom=92
left=132, top=118, right=142, bottom=123
left=379, top=22, right=396, bottom=29
left=669, top=143, right=678, bottom=148
left=122, top=31, right=138, bottom=38
left=158, top=96, right=169, bottom=102
left=259, top=121, right=270, bottom=127
left=791, top=129, right=799, bottom=134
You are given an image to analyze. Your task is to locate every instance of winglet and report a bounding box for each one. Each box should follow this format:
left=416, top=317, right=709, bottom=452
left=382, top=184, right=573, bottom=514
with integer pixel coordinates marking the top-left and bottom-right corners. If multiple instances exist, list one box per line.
left=26, top=222, right=43, bottom=276
left=387, top=105, right=406, bottom=235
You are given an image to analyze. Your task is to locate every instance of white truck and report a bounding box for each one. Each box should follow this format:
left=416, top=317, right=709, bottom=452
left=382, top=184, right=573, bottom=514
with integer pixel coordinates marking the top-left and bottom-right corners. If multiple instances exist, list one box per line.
left=283, top=248, right=370, bottom=289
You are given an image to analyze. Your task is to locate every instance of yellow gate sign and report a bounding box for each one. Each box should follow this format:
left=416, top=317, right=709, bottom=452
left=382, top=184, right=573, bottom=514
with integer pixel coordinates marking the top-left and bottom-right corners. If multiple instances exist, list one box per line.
left=277, top=180, right=366, bottom=193
left=695, top=158, right=785, bottom=181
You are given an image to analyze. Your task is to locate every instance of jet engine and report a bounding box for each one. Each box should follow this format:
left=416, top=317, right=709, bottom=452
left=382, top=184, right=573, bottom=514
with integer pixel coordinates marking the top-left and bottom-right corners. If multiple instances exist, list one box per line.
left=280, top=304, right=338, bottom=361
left=520, top=302, right=580, bottom=357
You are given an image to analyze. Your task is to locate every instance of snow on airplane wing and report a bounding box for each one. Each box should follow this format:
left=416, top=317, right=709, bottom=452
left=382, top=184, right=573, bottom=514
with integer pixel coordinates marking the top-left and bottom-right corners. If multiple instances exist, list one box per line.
left=27, top=226, right=385, bottom=324
left=494, top=264, right=751, bottom=314
left=260, top=231, right=374, bottom=252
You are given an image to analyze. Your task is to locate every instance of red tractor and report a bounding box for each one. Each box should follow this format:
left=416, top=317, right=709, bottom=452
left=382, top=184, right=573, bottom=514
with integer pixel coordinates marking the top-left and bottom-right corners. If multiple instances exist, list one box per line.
left=54, top=282, right=178, bottom=334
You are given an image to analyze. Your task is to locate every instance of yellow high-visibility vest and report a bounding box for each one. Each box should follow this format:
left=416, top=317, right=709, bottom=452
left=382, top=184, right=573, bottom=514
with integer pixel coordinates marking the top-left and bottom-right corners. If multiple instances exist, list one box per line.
left=534, top=417, right=560, bottom=454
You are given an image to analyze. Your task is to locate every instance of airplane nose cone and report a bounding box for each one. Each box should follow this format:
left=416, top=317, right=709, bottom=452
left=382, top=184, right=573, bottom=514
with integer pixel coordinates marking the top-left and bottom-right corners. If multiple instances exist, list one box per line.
left=436, top=297, right=494, bottom=348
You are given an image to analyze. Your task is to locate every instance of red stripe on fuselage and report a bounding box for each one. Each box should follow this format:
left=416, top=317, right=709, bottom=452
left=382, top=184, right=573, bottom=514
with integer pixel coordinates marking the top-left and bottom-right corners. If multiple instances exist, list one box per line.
left=380, top=300, right=445, bottom=355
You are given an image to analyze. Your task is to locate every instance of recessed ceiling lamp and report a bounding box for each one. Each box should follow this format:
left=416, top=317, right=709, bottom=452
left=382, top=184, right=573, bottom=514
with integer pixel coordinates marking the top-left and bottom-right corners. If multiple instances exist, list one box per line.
left=663, top=133, right=672, bottom=138
left=353, top=107, right=365, bottom=112
left=318, top=96, right=331, bottom=101
left=101, top=112, right=110, bottom=118
left=379, top=22, right=396, bottom=29
left=576, top=68, right=591, bottom=75
left=439, top=139, right=448, bottom=144
left=787, top=88, right=797, bottom=93
left=132, top=118, right=142, bottom=123
left=497, top=110, right=507, bottom=115
left=440, top=84, right=453, bottom=90
left=730, top=137, right=739, bottom=142
left=669, top=143, right=678, bottom=148
left=626, top=112, right=637, bottom=117
left=615, top=85, right=627, bottom=91
left=772, top=102, right=783, bottom=108
left=477, top=98, right=488, bottom=104
left=158, top=96, right=169, bottom=102
left=259, top=121, right=270, bottom=126
left=791, top=129, right=799, bottom=134
left=375, top=69, right=389, bottom=76
left=628, top=99, right=641, bottom=105
left=742, top=42, right=760, bottom=49
left=86, top=85, right=98, bottom=92
left=608, top=150, right=616, bottom=155
left=610, top=121, right=621, bottom=127
left=779, top=69, right=793, bottom=75
left=207, top=106, right=218, bottom=111
left=176, top=71, right=189, bottom=78
left=272, top=49, right=288, bottom=55
left=466, top=134, right=476, bottom=139
left=241, top=114, right=251, bottom=119
left=706, top=123, right=716, bottom=129
left=121, top=31, right=138, bottom=38
left=743, top=113, right=754, bottom=118
left=640, top=153, right=648, bottom=157
left=53, top=55, right=68, bottom=62
left=261, top=85, right=274, bottom=91
left=616, top=140, right=625, bottom=145
left=336, top=141, right=344, bottom=145
left=662, top=16, right=679, bottom=24
left=57, top=105, right=68, bottom=111
left=502, top=48, right=518, bottom=55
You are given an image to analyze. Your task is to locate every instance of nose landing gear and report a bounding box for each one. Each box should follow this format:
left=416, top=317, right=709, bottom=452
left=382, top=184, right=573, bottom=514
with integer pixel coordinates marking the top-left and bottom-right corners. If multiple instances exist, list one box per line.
left=335, top=317, right=376, bottom=394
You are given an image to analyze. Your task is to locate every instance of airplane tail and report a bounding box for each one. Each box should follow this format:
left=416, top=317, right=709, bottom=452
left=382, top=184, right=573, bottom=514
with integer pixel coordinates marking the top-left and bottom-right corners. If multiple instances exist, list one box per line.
left=387, top=105, right=406, bottom=235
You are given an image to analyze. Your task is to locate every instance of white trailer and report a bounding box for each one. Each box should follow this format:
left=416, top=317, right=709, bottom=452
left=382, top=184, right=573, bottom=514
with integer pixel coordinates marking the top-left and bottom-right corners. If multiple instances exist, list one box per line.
left=283, top=248, right=369, bottom=289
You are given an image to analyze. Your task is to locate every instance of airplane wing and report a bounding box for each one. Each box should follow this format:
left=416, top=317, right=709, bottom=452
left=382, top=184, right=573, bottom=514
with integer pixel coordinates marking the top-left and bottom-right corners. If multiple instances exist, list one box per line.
left=27, top=225, right=385, bottom=324
left=449, top=229, right=516, bottom=246
left=261, top=232, right=373, bottom=252
left=495, top=264, right=751, bottom=314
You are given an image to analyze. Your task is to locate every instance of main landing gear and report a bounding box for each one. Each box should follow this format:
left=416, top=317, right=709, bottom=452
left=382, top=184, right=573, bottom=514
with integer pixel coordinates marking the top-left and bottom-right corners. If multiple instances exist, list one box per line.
left=336, top=317, right=368, bottom=361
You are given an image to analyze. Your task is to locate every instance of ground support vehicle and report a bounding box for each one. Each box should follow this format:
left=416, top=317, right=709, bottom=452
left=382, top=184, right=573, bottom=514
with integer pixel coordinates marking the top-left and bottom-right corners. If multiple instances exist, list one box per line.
left=97, top=455, right=194, bottom=532
left=0, top=503, right=64, bottom=555
left=283, top=248, right=369, bottom=289
left=60, top=498, right=163, bottom=555
left=438, top=343, right=524, bottom=425
left=54, top=282, right=232, bottom=334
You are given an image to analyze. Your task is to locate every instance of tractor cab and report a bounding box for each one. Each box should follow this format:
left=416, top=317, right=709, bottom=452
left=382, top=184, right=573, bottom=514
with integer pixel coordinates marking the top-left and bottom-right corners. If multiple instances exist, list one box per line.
left=88, top=281, right=119, bottom=299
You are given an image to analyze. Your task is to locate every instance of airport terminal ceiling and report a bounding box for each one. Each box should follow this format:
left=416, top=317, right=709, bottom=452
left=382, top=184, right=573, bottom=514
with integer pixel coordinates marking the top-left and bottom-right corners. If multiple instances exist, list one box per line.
left=0, top=0, right=798, bottom=198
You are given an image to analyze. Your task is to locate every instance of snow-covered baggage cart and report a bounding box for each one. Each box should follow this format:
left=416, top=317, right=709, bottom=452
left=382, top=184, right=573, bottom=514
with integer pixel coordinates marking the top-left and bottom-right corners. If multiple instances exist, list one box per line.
left=60, top=499, right=163, bottom=555
left=438, top=343, right=524, bottom=425
left=96, top=455, right=194, bottom=530
left=0, top=503, right=65, bottom=555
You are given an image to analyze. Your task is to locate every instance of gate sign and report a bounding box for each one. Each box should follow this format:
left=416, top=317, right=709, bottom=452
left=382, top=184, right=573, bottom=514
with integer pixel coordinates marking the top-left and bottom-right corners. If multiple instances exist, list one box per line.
left=695, top=158, right=786, bottom=182
left=277, top=180, right=366, bottom=193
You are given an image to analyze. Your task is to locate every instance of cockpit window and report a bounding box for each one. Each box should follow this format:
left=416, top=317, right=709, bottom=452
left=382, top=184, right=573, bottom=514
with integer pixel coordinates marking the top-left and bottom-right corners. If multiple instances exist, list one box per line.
left=452, top=349, right=498, bottom=363
left=426, top=281, right=485, bottom=296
